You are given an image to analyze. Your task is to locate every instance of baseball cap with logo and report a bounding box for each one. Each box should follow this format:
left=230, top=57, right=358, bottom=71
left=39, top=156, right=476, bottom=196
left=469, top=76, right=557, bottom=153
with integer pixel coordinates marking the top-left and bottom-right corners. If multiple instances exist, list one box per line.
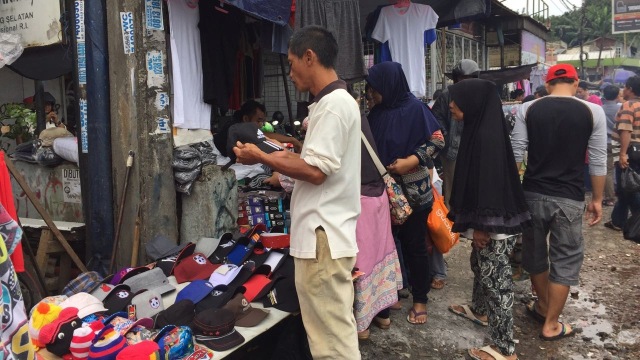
left=153, top=299, right=195, bottom=329
left=91, top=283, right=130, bottom=303
left=208, top=264, right=243, bottom=287
left=222, top=293, right=269, bottom=327
left=208, top=235, right=237, bottom=264
left=194, top=233, right=232, bottom=258
left=123, top=267, right=175, bottom=295
left=223, top=122, right=284, bottom=169
left=240, top=274, right=274, bottom=302
left=146, top=235, right=188, bottom=261
left=131, top=289, right=165, bottom=319
left=546, top=64, right=579, bottom=83
left=173, top=252, right=220, bottom=284
left=59, top=292, right=108, bottom=319
left=195, top=285, right=235, bottom=312
left=192, top=308, right=245, bottom=351
left=175, top=280, right=215, bottom=304
left=261, top=256, right=299, bottom=312
left=110, top=266, right=150, bottom=285
left=102, top=286, right=135, bottom=315
left=155, top=242, right=196, bottom=277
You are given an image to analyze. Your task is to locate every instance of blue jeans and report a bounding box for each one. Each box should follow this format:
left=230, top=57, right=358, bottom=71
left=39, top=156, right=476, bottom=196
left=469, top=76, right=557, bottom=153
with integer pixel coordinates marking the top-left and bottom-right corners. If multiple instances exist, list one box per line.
left=611, top=162, right=640, bottom=228
left=429, top=247, right=447, bottom=280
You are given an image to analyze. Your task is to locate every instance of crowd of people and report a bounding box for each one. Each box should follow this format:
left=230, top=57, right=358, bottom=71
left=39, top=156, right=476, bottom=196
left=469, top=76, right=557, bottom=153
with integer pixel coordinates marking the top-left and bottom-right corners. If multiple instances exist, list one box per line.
left=230, top=24, right=637, bottom=360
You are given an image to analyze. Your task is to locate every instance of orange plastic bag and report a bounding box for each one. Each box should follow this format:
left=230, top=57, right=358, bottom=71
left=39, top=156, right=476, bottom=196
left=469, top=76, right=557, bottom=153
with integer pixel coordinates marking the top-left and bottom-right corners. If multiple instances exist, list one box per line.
left=427, top=188, right=459, bottom=254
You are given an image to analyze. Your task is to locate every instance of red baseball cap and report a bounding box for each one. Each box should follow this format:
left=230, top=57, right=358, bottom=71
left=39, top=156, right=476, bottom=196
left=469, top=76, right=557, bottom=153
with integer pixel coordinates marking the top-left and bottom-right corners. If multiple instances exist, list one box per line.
left=546, top=64, right=579, bottom=83
left=174, top=253, right=220, bottom=284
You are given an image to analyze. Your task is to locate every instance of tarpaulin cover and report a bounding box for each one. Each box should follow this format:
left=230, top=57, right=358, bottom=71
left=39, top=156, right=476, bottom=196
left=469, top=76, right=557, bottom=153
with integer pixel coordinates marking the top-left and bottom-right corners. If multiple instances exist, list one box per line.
left=220, top=0, right=291, bottom=26
left=360, top=0, right=491, bottom=31
left=7, top=43, right=73, bottom=80
left=446, top=64, right=536, bottom=85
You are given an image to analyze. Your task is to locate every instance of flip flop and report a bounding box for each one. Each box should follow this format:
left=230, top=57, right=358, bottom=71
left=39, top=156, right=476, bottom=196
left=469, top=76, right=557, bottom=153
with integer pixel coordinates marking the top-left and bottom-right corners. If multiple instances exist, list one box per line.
left=406, top=307, right=427, bottom=325
left=431, top=278, right=446, bottom=289
left=526, top=300, right=546, bottom=324
left=448, top=304, right=488, bottom=326
left=372, top=316, right=391, bottom=329
left=468, top=345, right=519, bottom=360
left=539, top=322, right=577, bottom=341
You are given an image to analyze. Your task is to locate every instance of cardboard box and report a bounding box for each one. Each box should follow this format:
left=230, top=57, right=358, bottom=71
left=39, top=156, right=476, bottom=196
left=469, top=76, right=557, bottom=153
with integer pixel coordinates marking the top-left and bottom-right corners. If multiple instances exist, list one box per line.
left=266, top=212, right=286, bottom=220
left=248, top=196, right=264, bottom=206
left=248, top=214, right=266, bottom=226
left=246, top=206, right=264, bottom=215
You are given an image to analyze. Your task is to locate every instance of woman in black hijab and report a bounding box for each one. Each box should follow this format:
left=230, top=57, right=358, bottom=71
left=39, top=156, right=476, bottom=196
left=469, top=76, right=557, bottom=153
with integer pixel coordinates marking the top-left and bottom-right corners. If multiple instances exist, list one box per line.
left=446, top=79, right=530, bottom=360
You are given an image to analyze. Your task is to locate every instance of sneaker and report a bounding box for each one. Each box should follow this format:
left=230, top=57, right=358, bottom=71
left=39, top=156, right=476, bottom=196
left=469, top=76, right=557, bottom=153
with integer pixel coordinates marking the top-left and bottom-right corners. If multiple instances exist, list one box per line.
left=604, top=221, right=622, bottom=231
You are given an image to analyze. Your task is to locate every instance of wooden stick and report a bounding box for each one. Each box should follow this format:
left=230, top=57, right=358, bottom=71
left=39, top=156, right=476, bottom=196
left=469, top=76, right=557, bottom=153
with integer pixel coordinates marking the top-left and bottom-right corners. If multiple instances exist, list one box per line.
left=4, top=153, right=87, bottom=272
left=130, top=205, right=141, bottom=267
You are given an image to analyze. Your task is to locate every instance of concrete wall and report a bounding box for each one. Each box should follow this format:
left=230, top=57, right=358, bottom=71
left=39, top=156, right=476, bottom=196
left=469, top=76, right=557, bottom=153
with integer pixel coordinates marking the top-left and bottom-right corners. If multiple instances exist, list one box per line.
left=10, top=161, right=84, bottom=222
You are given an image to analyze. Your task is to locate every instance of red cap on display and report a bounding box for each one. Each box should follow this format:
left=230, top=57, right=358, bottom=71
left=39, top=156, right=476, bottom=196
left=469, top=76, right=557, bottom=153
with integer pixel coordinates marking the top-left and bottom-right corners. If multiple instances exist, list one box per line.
left=546, top=64, right=579, bottom=83
left=174, top=253, right=220, bottom=284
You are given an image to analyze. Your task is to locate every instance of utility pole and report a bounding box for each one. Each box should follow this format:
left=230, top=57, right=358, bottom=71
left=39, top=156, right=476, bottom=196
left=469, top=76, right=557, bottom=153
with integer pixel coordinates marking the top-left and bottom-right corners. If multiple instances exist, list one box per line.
left=104, top=1, right=178, bottom=268
left=579, top=3, right=586, bottom=79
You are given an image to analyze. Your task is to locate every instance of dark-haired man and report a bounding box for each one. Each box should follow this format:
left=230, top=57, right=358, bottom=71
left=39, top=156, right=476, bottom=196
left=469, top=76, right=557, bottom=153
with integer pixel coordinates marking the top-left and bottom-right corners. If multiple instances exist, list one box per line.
left=214, top=100, right=301, bottom=157
left=606, top=76, right=640, bottom=230
left=601, top=85, right=621, bottom=207
left=233, top=26, right=361, bottom=359
left=432, top=59, right=480, bottom=208
left=534, top=85, right=548, bottom=98
left=576, top=80, right=603, bottom=105
left=512, top=64, right=606, bottom=341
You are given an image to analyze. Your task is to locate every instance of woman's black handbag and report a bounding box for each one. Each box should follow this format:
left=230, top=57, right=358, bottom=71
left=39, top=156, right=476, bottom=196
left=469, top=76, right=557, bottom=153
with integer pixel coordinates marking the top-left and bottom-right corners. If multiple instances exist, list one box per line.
left=623, top=212, right=640, bottom=243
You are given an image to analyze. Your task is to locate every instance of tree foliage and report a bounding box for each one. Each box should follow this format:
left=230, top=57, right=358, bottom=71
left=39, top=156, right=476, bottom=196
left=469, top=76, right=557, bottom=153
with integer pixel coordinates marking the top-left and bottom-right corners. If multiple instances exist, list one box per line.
left=549, top=0, right=640, bottom=48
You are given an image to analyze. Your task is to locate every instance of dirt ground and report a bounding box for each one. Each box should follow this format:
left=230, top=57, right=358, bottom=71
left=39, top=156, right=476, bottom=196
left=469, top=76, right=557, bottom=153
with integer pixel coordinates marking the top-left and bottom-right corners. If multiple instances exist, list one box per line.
left=359, top=204, right=640, bottom=360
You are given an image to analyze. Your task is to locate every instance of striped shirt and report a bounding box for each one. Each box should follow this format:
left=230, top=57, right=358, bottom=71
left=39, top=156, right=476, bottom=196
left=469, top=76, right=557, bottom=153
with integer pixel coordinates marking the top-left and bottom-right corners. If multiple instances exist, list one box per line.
left=615, top=99, right=640, bottom=143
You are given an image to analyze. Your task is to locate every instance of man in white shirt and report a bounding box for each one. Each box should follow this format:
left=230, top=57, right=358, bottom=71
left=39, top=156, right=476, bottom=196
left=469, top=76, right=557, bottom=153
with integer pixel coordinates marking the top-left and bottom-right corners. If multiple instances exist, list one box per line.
left=233, top=25, right=361, bottom=359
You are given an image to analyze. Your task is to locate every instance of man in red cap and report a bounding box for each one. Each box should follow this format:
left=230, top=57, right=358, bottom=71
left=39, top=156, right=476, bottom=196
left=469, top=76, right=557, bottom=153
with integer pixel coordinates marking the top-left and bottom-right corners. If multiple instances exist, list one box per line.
left=511, top=64, right=607, bottom=341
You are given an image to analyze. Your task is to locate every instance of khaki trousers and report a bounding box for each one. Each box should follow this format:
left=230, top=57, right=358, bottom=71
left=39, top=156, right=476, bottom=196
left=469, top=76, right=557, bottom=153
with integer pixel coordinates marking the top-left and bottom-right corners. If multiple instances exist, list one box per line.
left=294, top=228, right=360, bottom=360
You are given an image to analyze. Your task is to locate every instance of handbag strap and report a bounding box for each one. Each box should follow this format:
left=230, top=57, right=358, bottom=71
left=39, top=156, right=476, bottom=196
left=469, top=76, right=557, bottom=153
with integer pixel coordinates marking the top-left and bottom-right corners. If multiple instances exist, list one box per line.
left=361, top=132, right=387, bottom=176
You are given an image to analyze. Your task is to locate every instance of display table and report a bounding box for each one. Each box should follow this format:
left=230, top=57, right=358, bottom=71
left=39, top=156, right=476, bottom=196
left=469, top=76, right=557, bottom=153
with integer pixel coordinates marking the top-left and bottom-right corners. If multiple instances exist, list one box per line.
left=163, top=276, right=292, bottom=359
left=36, top=276, right=292, bottom=360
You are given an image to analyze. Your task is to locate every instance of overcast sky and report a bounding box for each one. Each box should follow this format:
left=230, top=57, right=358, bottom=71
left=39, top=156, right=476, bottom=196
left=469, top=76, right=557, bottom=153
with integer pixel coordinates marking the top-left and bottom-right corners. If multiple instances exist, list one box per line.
left=501, top=0, right=583, bottom=17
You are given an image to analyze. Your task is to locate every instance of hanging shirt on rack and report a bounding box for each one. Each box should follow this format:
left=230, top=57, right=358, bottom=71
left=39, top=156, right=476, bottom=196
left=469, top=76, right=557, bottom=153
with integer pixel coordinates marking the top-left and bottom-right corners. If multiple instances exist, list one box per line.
left=372, top=3, right=439, bottom=98
left=167, top=0, right=212, bottom=130
left=295, top=0, right=367, bottom=83
left=199, top=2, right=244, bottom=114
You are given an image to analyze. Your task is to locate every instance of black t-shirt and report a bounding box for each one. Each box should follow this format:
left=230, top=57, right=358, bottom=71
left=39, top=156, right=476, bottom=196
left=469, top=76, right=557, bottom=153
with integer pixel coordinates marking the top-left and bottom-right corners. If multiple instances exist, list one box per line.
left=523, top=97, right=594, bottom=201
left=199, top=2, right=243, bottom=112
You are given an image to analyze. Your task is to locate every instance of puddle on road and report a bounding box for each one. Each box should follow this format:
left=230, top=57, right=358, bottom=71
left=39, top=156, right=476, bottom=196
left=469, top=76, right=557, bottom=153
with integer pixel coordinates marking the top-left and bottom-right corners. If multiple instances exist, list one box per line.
left=566, top=289, right=613, bottom=346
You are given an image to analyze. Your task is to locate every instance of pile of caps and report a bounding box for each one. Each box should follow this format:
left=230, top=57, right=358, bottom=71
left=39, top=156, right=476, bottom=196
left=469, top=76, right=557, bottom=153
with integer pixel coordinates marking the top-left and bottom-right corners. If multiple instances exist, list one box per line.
left=31, top=225, right=298, bottom=359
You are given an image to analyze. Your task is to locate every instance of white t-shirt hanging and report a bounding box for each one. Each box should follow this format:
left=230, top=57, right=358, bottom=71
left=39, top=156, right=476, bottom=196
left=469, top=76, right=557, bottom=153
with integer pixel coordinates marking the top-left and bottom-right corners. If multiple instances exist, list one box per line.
left=168, top=0, right=212, bottom=130
left=372, top=3, right=439, bottom=98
